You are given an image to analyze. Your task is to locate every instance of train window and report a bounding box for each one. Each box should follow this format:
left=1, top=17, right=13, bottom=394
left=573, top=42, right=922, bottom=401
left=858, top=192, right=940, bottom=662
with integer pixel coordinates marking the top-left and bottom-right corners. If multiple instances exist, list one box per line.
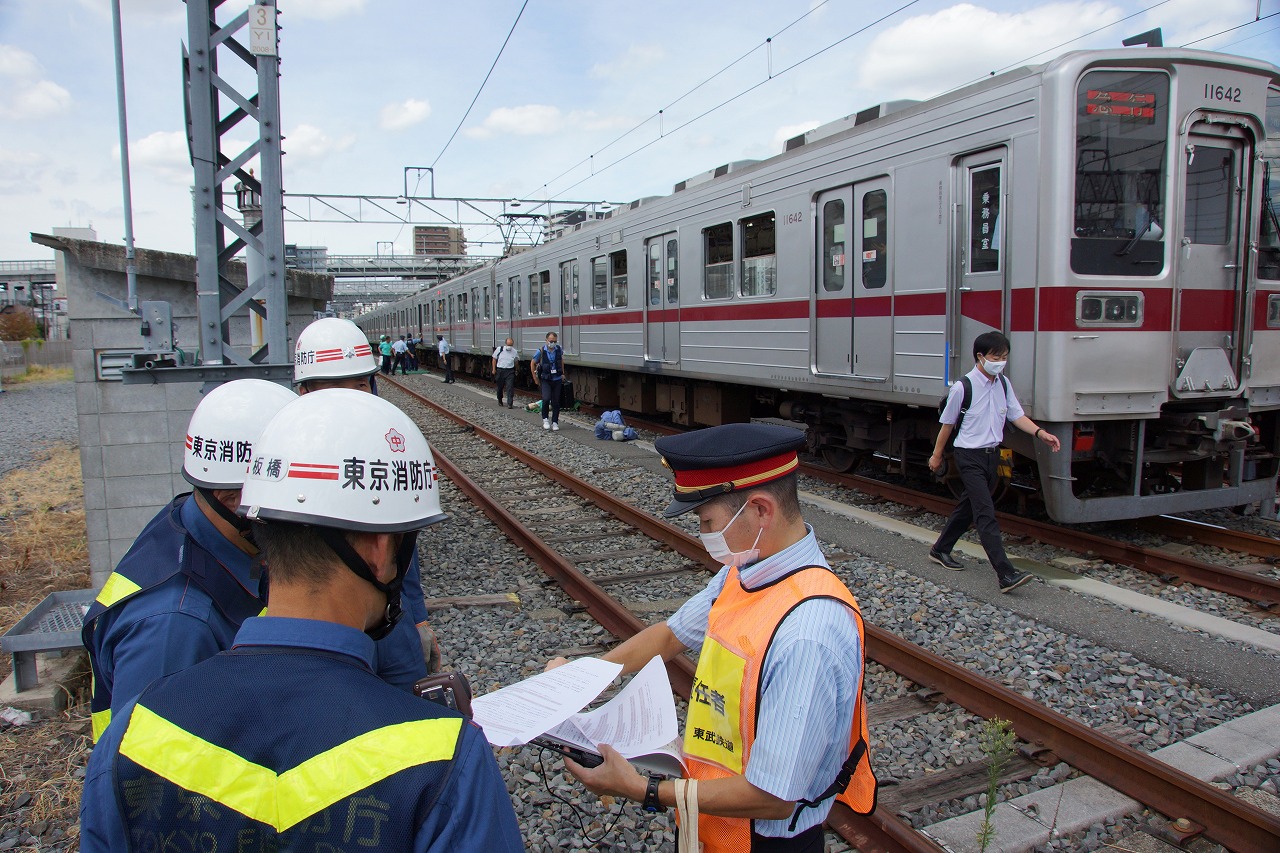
left=1071, top=70, right=1168, bottom=276
left=539, top=270, right=551, bottom=315
left=1184, top=145, right=1234, bottom=245
left=1259, top=90, right=1279, bottom=280
left=667, top=239, right=678, bottom=304
left=1269, top=295, right=1280, bottom=327
left=528, top=273, right=541, bottom=316
left=968, top=167, right=1001, bottom=274
left=592, top=257, right=608, bottom=309
left=861, top=191, right=888, bottom=289
left=497, top=283, right=504, bottom=319
left=740, top=212, right=776, bottom=297
left=822, top=199, right=846, bottom=292
left=572, top=262, right=580, bottom=312
left=483, top=287, right=490, bottom=319
left=703, top=222, right=733, bottom=299
left=1076, top=291, right=1143, bottom=327
left=610, top=251, right=628, bottom=308
left=560, top=261, right=574, bottom=312
left=648, top=241, right=662, bottom=305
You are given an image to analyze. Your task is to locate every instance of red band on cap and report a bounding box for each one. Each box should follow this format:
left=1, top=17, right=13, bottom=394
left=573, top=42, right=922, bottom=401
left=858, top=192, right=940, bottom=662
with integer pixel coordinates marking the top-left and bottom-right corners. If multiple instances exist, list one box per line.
left=673, top=451, right=798, bottom=494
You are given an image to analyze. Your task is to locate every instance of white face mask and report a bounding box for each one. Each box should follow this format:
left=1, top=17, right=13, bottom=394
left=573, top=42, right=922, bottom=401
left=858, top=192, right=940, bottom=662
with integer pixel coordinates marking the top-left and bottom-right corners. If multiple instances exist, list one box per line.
left=698, top=500, right=763, bottom=568
left=983, top=358, right=1007, bottom=376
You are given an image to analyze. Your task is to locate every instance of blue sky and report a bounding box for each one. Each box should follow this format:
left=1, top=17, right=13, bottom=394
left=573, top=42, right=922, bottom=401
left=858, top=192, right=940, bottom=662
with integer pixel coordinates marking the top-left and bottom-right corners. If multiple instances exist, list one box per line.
left=1, top=0, right=1277, bottom=260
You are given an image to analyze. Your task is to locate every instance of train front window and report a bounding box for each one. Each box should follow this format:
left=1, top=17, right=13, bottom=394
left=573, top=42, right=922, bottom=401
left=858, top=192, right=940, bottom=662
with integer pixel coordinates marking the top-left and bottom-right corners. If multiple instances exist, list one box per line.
left=1071, top=69, right=1168, bottom=276
left=1184, top=145, right=1234, bottom=245
left=740, top=212, right=776, bottom=297
left=1258, top=88, right=1280, bottom=280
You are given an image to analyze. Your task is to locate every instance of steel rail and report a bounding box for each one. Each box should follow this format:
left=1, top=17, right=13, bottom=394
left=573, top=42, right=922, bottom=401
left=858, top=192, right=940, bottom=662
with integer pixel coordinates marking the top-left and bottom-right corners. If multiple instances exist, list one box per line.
left=1136, top=515, right=1280, bottom=562
left=799, top=464, right=1280, bottom=607
left=388, top=378, right=1280, bottom=850
left=384, top=378, right=943, bottom=853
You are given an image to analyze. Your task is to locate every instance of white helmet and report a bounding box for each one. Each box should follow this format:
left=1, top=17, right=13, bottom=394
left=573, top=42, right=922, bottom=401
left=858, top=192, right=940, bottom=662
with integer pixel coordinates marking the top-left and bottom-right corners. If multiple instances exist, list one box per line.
left=240, top=389, right=447, bottom=533
left=294, top=317, right=378, bottom=385
left=183, top=379, right=298, bottom=490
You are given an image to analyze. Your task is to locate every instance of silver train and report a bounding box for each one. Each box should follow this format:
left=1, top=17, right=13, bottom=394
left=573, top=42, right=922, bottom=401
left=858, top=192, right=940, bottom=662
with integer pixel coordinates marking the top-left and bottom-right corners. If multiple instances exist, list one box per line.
left=359, top=48, right=1280, bottom=523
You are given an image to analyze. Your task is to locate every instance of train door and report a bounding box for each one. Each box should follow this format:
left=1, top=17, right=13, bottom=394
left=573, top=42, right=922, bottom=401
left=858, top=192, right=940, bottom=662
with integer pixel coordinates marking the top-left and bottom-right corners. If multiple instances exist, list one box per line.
left=852, top=180, right=892, bottom=380
left=1170, top=122, right=1250, bottom=397
left=560, top=260, right=581, bottom=356
left=644, top=233, right=679, bottom=362
left=950, top=149, right=1008, bottom=382
left=814, top=187, right=852, bottom=374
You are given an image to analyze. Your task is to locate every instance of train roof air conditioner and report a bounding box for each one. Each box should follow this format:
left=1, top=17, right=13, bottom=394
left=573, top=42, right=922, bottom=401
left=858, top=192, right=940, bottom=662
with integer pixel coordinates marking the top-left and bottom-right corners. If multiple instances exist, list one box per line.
left=784, top=100, right=920, bottom=151
left=673, top=159, right=761, bottom=193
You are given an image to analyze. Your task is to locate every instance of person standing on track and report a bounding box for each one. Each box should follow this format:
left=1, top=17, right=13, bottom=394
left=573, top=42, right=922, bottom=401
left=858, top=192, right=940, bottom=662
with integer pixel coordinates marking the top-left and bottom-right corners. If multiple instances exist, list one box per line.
left=437, top=335, right=455, bottom=383
left=552, top=422, right=876, bottom=852
left=530, top=331, right=566, bottom=431
left=80, top=392, right=523, bottom=853
left=80, top=379, right=296, bottom=743
left=294, top=316, right=441, bottom=681
left=392, top=335, right=410, bottom=375
left=492, top=336, right=519, bottom=408
left=927, top=330, right=1061, bottom=593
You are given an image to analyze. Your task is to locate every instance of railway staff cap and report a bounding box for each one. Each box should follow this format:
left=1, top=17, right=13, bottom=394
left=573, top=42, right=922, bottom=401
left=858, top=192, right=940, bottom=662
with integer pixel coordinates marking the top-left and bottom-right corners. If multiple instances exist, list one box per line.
left=655, top=423, right=806, bottom=517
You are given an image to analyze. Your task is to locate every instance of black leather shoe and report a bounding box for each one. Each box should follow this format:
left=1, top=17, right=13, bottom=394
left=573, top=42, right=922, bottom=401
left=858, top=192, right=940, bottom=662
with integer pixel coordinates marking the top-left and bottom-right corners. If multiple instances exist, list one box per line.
left=999, top=570, right=1033, bottom=594
left=929, top=550, right=964, bottom=571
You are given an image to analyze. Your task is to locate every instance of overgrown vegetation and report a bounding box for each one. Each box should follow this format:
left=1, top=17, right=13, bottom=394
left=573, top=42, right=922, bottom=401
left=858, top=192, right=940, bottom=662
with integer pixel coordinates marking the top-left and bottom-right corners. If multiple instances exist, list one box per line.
left=4, top=365, right=73, bottom=385
left=976, top=717, right=1018, bottom=852
left=0, top=443, right=92, bottom=849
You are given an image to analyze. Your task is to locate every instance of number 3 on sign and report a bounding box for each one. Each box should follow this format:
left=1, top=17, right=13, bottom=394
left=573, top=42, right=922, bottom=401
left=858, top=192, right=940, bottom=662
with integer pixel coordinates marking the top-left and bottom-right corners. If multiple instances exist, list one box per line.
left=249, top=3, right=277, bottom=57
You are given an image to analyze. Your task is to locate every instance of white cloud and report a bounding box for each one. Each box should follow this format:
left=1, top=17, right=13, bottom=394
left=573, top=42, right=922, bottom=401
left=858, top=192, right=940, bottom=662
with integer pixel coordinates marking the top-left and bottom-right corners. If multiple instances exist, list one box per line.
left=379, top=98, right=431, bottom=131
left=285, top=123, right=355, bottom=162
left=128, top=130, right=191, bottom=184
left=590, top=44, right=666, bottom=80
left=855, top=3, right=1119, bottom=100
left=465, top=105, right=564, bottom=140
left=0, top=148, right=48, bottom=194
left=287, top=0, right=369, bottom=20
left=0, top=45, right=71, bottom=120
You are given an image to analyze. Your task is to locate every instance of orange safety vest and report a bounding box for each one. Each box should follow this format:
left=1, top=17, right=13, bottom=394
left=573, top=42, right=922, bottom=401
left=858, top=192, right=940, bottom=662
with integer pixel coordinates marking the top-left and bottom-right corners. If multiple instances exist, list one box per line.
left=683, top=564, right=876, bottom=852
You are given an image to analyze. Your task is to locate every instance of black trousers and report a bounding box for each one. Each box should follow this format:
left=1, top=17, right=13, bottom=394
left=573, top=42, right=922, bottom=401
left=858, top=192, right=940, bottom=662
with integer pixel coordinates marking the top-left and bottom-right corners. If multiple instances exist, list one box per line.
left=440, top=353, right=454, bottom=382
left=495, top=367, right=515, bottom=405
left=675, top=823, right=822, bottom=852
left=933, top=446, right=1014, bottom=580
left=540, top=378, right=561, bottom=422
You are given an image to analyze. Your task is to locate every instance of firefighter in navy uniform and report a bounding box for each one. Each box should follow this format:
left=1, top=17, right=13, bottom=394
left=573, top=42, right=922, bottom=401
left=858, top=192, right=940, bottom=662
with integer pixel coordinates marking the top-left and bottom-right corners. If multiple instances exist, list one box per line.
left=294, top=316, right=441, bottom=679
left=80, top=390, right=524, bottom=852
left=554, top=423, right=876, bottom=853
left=80, top=379, right=297, bottom=742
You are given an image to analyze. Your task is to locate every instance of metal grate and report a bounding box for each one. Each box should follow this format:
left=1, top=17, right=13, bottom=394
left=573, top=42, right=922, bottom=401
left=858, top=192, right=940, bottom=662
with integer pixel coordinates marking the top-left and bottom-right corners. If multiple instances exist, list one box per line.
left=32, top=601, right=88, bottom=635
left=2, top=589, right=95, bottom=692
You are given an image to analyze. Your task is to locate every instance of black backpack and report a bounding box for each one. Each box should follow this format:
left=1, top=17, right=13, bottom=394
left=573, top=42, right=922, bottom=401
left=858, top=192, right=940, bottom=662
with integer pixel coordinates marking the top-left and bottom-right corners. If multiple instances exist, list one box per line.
left=940, top=374, right=1008, bottom=447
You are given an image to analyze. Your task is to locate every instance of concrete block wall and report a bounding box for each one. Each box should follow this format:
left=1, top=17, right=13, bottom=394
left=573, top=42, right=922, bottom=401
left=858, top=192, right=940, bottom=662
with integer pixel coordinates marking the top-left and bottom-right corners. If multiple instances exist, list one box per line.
left=32, top=235, right=332, bottom=587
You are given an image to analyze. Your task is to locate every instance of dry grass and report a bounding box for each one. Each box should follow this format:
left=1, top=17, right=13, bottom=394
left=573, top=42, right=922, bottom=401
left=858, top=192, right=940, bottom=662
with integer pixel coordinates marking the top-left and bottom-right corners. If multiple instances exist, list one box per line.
left=0, top=442, right=91, bottom=849
left=5, top=365, right=74, bottom=385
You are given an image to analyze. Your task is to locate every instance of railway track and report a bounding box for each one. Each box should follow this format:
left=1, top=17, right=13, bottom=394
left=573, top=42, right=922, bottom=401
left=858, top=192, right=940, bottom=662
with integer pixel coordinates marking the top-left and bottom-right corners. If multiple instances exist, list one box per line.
left=384, top=376, right=1280, bottom=853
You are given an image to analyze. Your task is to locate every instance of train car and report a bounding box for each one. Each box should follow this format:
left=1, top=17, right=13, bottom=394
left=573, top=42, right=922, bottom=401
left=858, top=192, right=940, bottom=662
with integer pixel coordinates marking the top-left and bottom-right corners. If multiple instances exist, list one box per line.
left=359, top=47, right=1280, bottom=523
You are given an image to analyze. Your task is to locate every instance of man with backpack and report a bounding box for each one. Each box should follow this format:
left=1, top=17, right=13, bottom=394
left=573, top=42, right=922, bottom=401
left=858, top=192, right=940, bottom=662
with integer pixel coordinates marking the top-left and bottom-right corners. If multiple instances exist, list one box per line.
left=530, top=331, right=566, bottom=431
left=927, top=331, right=1060, bottom=593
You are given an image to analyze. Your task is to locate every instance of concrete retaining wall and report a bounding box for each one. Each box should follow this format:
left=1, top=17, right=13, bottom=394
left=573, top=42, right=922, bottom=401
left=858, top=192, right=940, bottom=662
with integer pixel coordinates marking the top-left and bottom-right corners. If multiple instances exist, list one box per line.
left=32, top=234, right=332, bottom=587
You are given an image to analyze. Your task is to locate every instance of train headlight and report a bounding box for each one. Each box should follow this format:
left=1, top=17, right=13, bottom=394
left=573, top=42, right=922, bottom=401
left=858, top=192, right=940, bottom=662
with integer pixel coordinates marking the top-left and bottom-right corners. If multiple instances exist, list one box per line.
left=1076, top=292, right=1143, bottom=327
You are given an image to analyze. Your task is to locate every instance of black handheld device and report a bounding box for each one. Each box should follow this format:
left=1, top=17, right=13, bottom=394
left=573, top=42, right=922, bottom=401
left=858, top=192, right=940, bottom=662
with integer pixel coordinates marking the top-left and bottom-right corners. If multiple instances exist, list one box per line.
left=531, top=735, right=605, bottom=768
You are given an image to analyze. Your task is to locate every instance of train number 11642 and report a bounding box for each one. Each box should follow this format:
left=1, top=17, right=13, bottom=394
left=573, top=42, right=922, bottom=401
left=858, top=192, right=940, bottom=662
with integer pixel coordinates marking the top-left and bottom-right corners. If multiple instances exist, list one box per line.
left=1204, top=83, right=1242, bottom=102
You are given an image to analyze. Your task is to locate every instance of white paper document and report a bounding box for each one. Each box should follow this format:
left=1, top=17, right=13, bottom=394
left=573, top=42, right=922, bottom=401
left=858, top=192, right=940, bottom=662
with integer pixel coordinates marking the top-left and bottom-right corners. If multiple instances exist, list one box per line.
left=471, top=655, right=684, bottom=776
left=471, top=657, right=622, bottom=748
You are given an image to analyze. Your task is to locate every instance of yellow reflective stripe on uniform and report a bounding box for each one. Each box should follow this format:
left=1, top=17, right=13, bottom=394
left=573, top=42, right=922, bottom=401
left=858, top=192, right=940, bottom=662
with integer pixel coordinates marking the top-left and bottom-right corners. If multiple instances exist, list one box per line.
left=91, top=709, right=111, bottom=742
left=95, top=572, right=142, bottom=607
left=119, top=704, right=461, bottom=831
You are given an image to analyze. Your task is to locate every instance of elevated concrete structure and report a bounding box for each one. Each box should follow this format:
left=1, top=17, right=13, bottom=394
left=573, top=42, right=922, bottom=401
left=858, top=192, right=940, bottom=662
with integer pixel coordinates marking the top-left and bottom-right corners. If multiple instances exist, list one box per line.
left=32, top=234, right=332, bottom=586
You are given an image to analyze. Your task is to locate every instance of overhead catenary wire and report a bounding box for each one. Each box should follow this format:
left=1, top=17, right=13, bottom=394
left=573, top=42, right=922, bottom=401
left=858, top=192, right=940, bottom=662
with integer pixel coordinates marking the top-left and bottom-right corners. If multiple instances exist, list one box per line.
left=1179, top=11, right=1278, bottom=48
left=429, top=0, right=531, bottom=170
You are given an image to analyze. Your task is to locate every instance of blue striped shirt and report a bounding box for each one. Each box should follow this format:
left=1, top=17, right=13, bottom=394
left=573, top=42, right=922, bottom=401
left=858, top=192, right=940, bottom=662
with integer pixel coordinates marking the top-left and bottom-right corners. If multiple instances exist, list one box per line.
left=667, top=526, right=862, bottom=837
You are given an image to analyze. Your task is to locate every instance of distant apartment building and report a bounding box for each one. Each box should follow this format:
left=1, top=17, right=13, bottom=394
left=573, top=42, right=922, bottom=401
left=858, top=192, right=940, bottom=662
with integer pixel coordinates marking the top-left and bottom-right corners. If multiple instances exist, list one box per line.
left=413, top=226, right=466, bottom=256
